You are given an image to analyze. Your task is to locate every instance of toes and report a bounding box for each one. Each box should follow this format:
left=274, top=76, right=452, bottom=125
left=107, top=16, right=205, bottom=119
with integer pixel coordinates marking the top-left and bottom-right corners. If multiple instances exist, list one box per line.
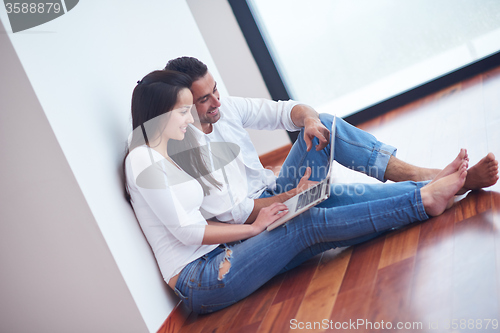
left=462, top=148, right=469, bottom=161
left=458, top=148, right=466, bottom=160
left=458, top=149, right=469, bottom=164
left=486, top=152, right=496, bottom=162
left=460, top=169, right=468, bottom=180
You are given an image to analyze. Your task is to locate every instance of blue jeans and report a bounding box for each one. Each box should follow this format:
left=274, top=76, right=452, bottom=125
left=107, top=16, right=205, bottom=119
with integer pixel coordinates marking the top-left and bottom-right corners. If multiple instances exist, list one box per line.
left=175, top=114, right=430, bottom=314
left=264, top=113, right=419, bottom=272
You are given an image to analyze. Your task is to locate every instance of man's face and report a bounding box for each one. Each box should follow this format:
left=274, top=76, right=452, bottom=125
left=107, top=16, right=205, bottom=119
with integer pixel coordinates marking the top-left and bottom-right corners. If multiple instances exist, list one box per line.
left=190, top=72, right=221, bottom=132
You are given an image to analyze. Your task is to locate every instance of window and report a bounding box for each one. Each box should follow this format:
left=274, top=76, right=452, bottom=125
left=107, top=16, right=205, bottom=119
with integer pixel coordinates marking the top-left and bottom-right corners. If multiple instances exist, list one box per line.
left=244, top=0, right=500, bottom=117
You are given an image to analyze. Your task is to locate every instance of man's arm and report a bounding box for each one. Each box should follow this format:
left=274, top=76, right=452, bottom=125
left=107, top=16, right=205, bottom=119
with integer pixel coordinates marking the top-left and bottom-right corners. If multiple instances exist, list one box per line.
left=290, top=104, right=330, bottom=152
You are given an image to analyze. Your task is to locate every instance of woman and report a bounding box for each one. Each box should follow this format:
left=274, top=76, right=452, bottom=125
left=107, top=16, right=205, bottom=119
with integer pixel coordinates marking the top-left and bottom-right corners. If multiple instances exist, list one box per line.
left=124, top=70, right=467, bottom=314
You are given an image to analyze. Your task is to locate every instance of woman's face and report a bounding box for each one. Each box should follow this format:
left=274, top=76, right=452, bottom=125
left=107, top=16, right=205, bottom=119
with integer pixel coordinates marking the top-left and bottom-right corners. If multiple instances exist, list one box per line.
left=163, top=88, right=194, bottom=141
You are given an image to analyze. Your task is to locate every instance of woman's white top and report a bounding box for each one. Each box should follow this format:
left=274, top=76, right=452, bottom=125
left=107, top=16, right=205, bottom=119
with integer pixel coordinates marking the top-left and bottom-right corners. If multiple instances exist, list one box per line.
left=125, top=146, right=218, bottom=283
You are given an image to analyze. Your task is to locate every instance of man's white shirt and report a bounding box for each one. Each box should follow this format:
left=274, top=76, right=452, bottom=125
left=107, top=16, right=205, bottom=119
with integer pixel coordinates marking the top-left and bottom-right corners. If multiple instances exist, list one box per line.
left=192, top=96, right=300, bottom=224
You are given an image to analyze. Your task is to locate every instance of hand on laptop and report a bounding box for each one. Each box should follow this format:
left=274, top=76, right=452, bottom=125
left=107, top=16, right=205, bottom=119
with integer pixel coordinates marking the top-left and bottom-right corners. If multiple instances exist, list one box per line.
left=295, top=167, right=319, bottom=194
left=252, top=202, right=289, bottom=234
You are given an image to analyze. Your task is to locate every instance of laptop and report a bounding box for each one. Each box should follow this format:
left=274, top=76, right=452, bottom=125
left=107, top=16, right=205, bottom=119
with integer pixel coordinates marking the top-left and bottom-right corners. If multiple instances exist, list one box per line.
left=267, top=115, right=336, bottom=231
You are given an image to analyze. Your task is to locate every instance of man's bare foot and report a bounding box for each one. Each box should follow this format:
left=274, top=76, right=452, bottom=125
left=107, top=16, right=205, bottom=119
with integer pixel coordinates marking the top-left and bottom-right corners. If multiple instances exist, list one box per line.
left=421, top=163, right=467, bottom=216
left=463, top=153, right=499, bottom=191
left=429, top=148, right=468, bottom=184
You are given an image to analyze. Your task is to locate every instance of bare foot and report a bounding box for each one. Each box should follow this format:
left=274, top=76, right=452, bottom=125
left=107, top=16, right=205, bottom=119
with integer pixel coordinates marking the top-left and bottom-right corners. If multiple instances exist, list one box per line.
left=421, top=163, right=467, bottom=216
left=463, top=153, right=499, bottom=190
left=429, top=148, right=468, bottom=184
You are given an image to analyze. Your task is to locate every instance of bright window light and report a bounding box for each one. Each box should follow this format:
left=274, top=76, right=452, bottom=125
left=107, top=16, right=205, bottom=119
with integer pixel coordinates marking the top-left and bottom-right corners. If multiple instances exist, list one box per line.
left=248, top=0, right=500, bottom=117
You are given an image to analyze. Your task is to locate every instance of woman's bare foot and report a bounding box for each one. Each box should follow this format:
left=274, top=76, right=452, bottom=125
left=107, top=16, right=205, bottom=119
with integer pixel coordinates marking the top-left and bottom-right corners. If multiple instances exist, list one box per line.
left=421, top=162, right=467, bottom=216
left=429, top=148, right=468, bottom=184
left=463, top=153, right=499, bottom=190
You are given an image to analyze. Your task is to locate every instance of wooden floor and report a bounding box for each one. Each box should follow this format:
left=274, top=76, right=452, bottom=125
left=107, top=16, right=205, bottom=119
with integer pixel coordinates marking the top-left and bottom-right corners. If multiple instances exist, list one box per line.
left=166, top=66, right=500, bottom=333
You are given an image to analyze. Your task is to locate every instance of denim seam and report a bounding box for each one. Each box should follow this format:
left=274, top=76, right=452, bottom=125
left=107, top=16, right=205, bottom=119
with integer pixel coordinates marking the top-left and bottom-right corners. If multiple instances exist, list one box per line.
left=299, top=202, right=423, bottom=235
left=414, top=188, right=429, bottom=220
left=335, top=133, right=374, bottom=151
left=368, top=142, right=396, bottom=182
left=336, top=134, right=392, bottom=182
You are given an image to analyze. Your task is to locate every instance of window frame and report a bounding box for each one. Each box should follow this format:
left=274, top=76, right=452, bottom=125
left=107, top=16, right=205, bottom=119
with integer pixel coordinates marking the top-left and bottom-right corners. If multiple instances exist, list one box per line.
left=228, top=0, right=500, bottom=134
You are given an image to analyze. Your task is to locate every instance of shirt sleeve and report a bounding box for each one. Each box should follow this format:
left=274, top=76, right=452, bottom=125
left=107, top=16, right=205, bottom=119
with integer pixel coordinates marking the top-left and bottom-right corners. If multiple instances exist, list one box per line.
left=210, top=195, right=255, bottom=225
left=224, top=96, right=302, bottom=132
left=127, top=149, right=207, bottom=246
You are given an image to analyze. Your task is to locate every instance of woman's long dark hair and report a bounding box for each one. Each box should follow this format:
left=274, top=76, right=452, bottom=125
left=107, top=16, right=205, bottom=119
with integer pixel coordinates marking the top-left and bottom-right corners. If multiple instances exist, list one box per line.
left=123, top=70, right=221, bottom=203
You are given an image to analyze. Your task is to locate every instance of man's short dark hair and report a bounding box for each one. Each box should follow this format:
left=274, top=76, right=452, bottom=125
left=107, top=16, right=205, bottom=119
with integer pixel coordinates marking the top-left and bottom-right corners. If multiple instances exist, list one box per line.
left=165, top=57, right=208, bottom=82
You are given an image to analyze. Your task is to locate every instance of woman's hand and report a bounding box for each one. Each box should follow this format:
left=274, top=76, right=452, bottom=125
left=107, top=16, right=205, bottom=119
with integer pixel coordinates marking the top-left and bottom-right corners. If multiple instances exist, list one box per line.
left=243, top=168, right=319, bottom=225
left=295, top=167, right=319, bottom=193
left=251, top=202, right=289, bottom=235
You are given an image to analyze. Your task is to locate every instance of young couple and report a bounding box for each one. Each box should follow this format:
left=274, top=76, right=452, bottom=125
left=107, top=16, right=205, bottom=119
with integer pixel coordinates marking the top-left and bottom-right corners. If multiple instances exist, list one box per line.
left=124, top=57, right=499, bottom=314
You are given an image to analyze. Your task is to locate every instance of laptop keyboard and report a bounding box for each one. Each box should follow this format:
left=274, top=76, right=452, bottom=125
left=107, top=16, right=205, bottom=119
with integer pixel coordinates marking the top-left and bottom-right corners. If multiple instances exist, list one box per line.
left=295, top=182, right=324, bottom=211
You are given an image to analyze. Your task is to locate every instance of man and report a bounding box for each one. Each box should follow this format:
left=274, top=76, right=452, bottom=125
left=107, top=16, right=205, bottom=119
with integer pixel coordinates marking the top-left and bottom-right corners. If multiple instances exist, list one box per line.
left=165, top=56, right=499, bottom=224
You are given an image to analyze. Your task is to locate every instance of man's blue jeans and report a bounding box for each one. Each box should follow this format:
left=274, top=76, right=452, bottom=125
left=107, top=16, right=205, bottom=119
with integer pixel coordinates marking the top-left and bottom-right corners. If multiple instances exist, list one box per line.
left=175, top=114, right=429, bottom=314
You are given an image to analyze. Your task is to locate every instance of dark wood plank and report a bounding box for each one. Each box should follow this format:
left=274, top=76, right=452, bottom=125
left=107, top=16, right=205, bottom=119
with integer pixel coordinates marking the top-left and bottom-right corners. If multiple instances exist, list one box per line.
left=157, top=301, right=191, bottom=333
left=455, top=190, right=493, bottom=222
left=451, top=211, right=498, bottom=327
left=483, top=64, right=500, bottom=81
left=178, top=312, right=204, bottom=333
left=378, top=224, right=420, bottom=269
left=369, top=257, right=416, bottom=327
left=409, top=208, right=456, bottom=326
left=178, top=295, right=247, bottom=333
left=294, top=248, right=352, bottom=326
left=198, top=299, right=247, bottom=333
left=257, top=297, right=302, bottom=333
left=271, top=259, right=318, bottom=305
left=329, top=283, right=376, bottom=333
left=227, top=274, right=285, bottom=331
left=227, top=321, right=261, bottom=333
left=338, top=236, right=385, bottom=293
left=325, top=238, right=385, bottom=333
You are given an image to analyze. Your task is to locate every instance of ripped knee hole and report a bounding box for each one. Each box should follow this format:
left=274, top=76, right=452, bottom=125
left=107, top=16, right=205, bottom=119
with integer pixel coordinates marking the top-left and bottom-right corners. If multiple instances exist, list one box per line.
left=218, top=249, right=232, bottom=280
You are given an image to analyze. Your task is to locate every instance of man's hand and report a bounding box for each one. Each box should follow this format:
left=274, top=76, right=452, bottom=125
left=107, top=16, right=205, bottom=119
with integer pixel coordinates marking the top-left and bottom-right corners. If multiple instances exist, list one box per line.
left=245, top=167, right=318, bottom=224
left=290, top=104, right=330, bottom=152
left=304, top=116, right=330, bottom=152
left=296, top=167, right=319, bottom=192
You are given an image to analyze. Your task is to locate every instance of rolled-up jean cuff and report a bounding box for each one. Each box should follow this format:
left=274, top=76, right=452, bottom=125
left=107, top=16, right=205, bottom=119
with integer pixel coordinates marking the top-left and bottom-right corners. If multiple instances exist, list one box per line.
left=368, top=142, right=397, bottom=182
left=415, top=181, right=430, bottom=220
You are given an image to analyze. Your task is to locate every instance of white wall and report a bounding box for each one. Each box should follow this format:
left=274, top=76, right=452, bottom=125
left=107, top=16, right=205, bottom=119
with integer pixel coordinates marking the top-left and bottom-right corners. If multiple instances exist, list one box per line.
left=0, top=20, right=148, bottom=333
left=188, top=0, right=292, bottom=155
left=0, top=1, right=227, bottom=332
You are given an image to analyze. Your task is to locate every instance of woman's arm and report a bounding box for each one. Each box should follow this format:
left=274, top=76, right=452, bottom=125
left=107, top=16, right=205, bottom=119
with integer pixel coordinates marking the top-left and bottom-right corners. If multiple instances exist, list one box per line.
left=203, top=202, right=288, bottom=244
